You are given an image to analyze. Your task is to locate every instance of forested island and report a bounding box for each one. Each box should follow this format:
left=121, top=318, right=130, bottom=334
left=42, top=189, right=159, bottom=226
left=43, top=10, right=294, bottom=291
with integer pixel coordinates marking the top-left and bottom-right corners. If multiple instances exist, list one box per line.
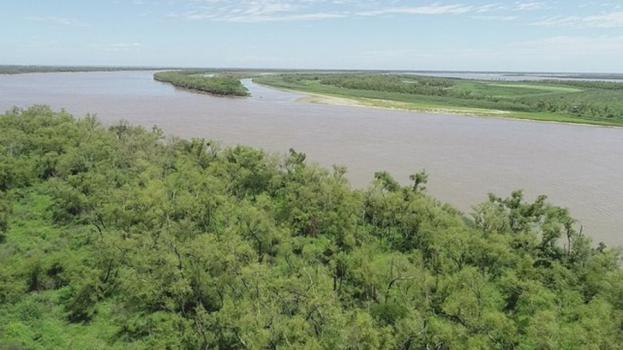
left=0, top=106, right=622, bottom=349
left=154, top=71, right=250, bottom=97
left=254, top=74, right=623, bottom=126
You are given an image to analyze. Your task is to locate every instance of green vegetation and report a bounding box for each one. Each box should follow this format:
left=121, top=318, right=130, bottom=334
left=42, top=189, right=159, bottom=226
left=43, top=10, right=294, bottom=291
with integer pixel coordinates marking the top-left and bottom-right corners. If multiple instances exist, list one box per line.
left=254, top=74, right=623, bottom=126
left=1, top=106, right=622, bottom=349
left=154, top=71, right=250, bottom=96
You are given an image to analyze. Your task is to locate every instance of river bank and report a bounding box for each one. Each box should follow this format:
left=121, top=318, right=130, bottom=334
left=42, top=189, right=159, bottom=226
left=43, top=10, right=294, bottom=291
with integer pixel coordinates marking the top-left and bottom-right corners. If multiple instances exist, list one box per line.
left=253, top=74, right=623, bottom=127
left=1, top=71, right=622, bottom=245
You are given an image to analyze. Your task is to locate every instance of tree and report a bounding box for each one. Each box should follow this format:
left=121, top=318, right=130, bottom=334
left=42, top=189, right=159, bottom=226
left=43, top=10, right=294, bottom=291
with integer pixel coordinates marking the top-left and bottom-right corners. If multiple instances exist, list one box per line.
left=0, top=192, right=10, bottom=243
left=1, top=108, right=622, bottom=349
left=409, top=170, right=428, bottom=192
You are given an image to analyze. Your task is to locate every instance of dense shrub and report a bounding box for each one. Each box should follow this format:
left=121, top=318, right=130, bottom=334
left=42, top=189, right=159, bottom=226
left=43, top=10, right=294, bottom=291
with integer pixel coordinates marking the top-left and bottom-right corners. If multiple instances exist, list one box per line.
left=0, top=107, right=621, bottom=349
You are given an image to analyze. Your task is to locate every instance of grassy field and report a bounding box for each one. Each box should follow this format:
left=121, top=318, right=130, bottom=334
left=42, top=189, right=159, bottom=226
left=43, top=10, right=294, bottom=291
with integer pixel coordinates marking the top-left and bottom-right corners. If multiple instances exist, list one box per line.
left=254, top=74, right=623, bottom=126
left=154, top=71, right=250, bottom=96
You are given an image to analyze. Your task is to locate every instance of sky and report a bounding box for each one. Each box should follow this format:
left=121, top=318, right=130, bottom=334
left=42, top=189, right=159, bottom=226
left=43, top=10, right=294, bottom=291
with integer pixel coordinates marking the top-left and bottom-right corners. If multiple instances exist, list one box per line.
left=1, top=0, right=622, bottom=72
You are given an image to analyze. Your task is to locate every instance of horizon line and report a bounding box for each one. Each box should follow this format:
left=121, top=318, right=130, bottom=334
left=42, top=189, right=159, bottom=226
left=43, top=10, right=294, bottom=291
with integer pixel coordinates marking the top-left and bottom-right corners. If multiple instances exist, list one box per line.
left=2, top=64, right=623, bottom=76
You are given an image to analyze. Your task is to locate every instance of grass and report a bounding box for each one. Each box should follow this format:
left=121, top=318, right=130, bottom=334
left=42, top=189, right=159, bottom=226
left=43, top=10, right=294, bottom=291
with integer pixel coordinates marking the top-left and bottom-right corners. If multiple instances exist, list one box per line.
left=450, top=82, right=583, bottom=98
left=253, top=74, right=623, bottom=127
left=483, top=83, right=583, bottom=93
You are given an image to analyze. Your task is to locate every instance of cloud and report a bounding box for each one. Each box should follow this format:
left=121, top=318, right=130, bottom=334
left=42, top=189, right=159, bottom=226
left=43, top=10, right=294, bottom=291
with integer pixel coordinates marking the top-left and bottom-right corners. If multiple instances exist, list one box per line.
left=357, top=4, right=477, bottom=17
left=170, top=0, right=322, bottom=22
left=514, top=1, right=545, bottom=11
left=177, top=10, right=347, bottom=22
left=25, top=16, right=86, bottom=27
left=169, top=1, right=500, bottom=23
left=532, top=11, right=623, bottom=28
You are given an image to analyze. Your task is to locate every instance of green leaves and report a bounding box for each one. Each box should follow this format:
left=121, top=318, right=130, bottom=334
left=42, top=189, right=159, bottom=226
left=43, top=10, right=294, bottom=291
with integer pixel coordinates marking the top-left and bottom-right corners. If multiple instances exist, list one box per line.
left=154, top=71, right=250, bottom=97
left=0, top=191, right=11, bottom=242
left=0, top=108, right=622, bottom=349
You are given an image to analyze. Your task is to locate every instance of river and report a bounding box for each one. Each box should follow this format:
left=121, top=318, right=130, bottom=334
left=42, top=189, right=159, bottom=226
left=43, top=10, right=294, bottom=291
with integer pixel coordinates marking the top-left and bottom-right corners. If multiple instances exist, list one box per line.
left=1, top=71, right=622, bottom=246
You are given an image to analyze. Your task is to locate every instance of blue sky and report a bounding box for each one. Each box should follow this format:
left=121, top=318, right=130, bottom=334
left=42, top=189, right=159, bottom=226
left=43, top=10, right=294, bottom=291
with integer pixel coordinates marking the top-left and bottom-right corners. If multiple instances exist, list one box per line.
left=1, top=0, right=622, bottom=72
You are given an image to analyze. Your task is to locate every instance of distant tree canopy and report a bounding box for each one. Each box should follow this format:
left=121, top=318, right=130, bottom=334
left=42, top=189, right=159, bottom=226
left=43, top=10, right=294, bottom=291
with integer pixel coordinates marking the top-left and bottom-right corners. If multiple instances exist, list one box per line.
left=0, top=193, right=9, bottom=243
left=318, top=74, right=454, bottom=96
left=0, top=106, right=622, bottom=349
left=0, top=65, right=165, bottom=74
left=154, top=71, right=250, bottom=96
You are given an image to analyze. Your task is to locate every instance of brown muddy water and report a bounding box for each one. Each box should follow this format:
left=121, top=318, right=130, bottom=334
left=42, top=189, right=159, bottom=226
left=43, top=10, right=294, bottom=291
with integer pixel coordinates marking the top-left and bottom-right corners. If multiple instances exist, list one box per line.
left=1, top=71, right=622, bottom=246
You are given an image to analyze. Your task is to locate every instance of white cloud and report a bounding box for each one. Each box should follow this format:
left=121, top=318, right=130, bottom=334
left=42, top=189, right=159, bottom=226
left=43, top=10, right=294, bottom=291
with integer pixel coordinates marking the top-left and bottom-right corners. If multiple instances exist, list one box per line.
left=532, top=11, right=623, bottom=28
left=357, top=4, right=476, bottom=17
left=178, top=10, right=346, bottom=22
left=170, top=1, right=500, bottom=22
left=170, top=0, right=316, bottom=22
left=514, top=1, right=545, bottom=11
left=25, top=16, right=86, bottom=27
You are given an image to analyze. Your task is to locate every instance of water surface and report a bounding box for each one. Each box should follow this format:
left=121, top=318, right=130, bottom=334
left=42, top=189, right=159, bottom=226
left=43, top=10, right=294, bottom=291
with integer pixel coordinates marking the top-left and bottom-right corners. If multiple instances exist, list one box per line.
left=1, top=71, right=622, bottom=246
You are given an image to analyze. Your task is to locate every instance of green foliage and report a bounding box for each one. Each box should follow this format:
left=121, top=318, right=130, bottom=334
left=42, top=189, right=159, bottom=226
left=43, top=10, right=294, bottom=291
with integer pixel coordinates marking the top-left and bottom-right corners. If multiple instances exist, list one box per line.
left=319, top=74, right=453, bottom=95
left=409, top=170, right=428, bottom=192
left=0, top=107, right=622, bottom=349
left=255, top=74, right=623, bottom=125
left=0, top=192, right=10, bottom=242
left=154, top=71, right=250, bottom=96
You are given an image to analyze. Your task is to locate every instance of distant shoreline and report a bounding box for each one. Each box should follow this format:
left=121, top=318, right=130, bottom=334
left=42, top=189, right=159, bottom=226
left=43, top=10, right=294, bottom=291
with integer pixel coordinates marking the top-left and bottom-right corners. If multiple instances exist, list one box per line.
left=252, top=77, right=623, bottom=128
left=0, top=65, right=170, bottom=75
left=254, top=82, right=618, bottom=128
left=2, top=65, right=622, bottom=80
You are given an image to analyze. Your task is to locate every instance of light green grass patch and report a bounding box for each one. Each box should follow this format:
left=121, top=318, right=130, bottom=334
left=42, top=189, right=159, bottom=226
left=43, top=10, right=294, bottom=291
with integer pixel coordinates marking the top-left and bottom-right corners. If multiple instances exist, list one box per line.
left=485, top=83, right=583, bottom=93
left=255, top=74, right=623, bottom=127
